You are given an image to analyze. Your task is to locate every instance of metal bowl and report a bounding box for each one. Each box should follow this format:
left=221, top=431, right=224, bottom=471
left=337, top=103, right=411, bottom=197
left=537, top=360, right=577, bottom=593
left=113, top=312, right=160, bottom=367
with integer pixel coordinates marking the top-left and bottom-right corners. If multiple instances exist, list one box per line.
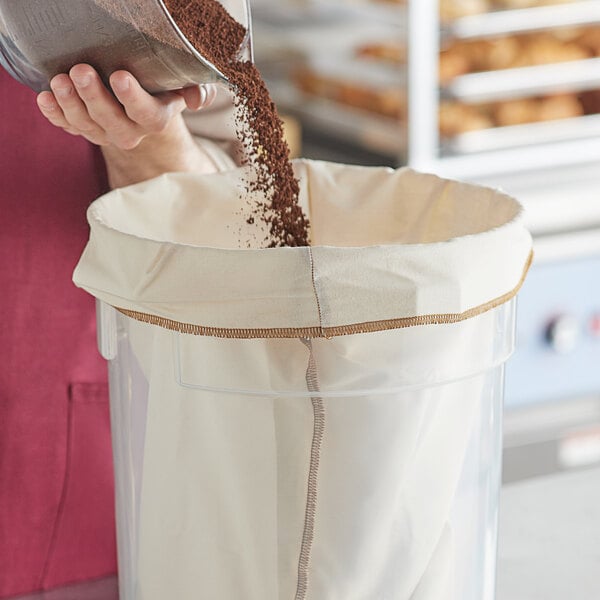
left=0, top=0, right=251, bottom=93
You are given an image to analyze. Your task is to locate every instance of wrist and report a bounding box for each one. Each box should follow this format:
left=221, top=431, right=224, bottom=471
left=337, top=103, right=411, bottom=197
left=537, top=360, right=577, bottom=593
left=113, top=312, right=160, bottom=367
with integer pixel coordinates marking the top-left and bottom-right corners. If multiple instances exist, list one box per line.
left=101, top=114, right=219, bottom=189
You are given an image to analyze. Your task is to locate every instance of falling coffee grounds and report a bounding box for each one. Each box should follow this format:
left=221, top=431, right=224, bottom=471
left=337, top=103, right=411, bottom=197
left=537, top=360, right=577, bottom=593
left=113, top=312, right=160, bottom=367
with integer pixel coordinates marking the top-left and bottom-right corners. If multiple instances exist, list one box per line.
left=163, top=0, right=310, bottom=247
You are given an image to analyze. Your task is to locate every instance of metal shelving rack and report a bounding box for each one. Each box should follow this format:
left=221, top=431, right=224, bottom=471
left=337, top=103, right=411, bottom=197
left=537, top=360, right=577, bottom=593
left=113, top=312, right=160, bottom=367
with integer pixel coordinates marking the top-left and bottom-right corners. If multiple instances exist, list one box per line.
left=408, top=0, right=600, bottom=186
left=401, top=0, right=600, bottom=242
left=254, top=0, right=600, bottom=449
left=255, top=0, right=600, bottom=231
left=406, top=1, right=600, bottom=417
left=252, top=0, right=408, bottom=160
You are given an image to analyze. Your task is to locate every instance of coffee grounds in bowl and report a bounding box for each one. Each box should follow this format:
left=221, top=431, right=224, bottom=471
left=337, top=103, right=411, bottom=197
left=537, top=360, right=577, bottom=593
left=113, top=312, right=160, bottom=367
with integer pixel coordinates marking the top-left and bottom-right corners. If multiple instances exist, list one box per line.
left=162, top=0, right=310, bottom=248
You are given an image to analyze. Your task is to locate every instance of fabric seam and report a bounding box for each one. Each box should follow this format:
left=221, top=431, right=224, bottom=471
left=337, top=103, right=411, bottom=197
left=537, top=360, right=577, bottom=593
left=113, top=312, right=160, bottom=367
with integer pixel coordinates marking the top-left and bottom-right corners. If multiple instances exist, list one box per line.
left=307, top=246, right=326, bottom=338
left=113, top=251, right=533, bottom=339
left=295, top=340, right=325, bottom=600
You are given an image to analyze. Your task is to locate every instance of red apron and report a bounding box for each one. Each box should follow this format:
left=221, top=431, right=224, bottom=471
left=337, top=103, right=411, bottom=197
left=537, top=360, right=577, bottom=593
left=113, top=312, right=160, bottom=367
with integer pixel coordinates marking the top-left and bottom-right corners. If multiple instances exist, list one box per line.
left=0, top=69, right=117, bottom=598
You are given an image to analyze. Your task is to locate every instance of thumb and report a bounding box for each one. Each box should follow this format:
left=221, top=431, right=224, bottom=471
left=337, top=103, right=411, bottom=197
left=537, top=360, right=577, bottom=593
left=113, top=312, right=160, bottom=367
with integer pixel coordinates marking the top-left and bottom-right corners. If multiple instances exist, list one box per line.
left=179, top=84, right=218, bottom=111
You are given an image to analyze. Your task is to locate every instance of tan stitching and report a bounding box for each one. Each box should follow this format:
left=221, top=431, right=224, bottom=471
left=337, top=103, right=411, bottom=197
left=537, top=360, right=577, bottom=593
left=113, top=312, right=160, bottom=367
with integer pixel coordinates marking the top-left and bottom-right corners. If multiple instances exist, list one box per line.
left=295, top=340, right=325, bottom=600
left=307, top=246, right=326, bottom=338
left=115, top=250, right=533, bottom=339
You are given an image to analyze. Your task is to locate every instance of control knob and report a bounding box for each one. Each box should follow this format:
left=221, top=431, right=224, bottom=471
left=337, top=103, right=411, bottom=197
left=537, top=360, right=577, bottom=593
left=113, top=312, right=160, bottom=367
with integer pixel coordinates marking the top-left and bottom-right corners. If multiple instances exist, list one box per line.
left=545, top=314, right=580, bottom=354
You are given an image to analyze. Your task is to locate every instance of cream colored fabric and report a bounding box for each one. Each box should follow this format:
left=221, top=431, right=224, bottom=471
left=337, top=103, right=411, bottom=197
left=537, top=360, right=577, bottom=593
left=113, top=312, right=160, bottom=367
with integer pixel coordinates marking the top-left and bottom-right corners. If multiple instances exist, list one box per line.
left=108, top=302, right=509, bottom=600
left=183, top=85, right=242, bottom=168
left=74, top=160, right=532, bottom=334
left=183, top=89, right=239, bottom=172
left=192, top=136, right=237, bottom=172
left=77, top=160, right=529, bottom=599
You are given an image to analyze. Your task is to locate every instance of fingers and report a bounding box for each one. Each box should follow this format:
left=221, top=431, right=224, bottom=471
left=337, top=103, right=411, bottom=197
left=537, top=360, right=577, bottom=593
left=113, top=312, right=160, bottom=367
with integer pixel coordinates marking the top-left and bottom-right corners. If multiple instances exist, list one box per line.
left=110, top=70, right=185, bottom=134
left=202, top=84, right=218, bottom=109
left=36, top=91, right=80, bottom=136
left=37, top=65, right=220, bottom=151
left=38, top=74, right=104, bottom=143
left=69, top=65, right=143, bottom=149
left=37, top=65, right=148, bottom=149
left=177, top=85, right=202, bottom=111
left=177, top=84, right=218, bottom=111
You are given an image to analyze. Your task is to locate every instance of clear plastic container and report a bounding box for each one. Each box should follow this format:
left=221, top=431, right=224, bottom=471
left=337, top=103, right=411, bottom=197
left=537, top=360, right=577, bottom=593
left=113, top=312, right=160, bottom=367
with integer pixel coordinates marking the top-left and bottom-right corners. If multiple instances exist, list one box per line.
left=97, top=297, right=516, bottom=600
left=0, top=0, right=251, bottom=93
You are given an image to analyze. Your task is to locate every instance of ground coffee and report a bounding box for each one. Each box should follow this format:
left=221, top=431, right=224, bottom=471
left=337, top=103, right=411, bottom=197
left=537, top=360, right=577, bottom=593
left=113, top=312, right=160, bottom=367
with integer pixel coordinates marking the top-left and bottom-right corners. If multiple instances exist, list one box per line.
left=163, top=0, right=310, bottom=247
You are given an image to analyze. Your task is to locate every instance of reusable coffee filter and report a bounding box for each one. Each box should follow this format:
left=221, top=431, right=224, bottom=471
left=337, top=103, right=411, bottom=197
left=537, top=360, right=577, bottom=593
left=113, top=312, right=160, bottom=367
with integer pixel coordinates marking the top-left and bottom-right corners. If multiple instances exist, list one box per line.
left=73, top=160, right=534, bottom=600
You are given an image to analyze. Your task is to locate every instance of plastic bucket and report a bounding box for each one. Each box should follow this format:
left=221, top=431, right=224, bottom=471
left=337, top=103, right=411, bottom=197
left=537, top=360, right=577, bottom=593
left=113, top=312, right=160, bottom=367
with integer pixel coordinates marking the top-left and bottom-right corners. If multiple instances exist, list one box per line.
left=75, top=160, right=532, bottom=599
left=97, top=297, right=516, bottom=600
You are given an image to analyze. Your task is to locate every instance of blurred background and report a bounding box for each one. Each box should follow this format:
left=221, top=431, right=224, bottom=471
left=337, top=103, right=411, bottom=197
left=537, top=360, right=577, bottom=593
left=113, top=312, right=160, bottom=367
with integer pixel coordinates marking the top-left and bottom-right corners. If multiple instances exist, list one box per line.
left=8, top=2, right=600, bottom=598
left=247, top=6, right=600, bottom=594
left=251, top=0, right=600, bottom=487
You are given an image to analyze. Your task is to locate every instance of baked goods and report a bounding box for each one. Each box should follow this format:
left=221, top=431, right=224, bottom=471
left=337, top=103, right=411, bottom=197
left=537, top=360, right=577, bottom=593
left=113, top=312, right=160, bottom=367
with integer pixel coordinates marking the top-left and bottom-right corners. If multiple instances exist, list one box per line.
left=440, top=0, right=491, bottom=21
left=438, top=29, right=595, bottom=81
left=439, top=43, right=473, bottom=83
left=474, top=37, right=521, bottom=70
left=294, top=2, right=598, bottom=139
left=579, top=89, right=600, bottom=115
left=355, top=42, right=406, bottom=64
left=480, top=94, right=583, bottom=128
left=376, top=0, right=579, bottom=14
left=294, top=67, right=405, bottom=119
left=537, top=93, right=584, bottom=121
left=494, top=0, right=580, bottom=8
left=337, top=82, right=405, bottom=118
left=509, top=33, right=591, bottom=67
left=360, top=27, right=597, bottom=90
left=576, top=28, right=600, bottom=57
left=439, top=102, right=494, bottom=136
left=492, top=98, right=538, bottom=126
left=440, top=93, right=585, bottom=136
left=295, top=61, right=592, bottom=135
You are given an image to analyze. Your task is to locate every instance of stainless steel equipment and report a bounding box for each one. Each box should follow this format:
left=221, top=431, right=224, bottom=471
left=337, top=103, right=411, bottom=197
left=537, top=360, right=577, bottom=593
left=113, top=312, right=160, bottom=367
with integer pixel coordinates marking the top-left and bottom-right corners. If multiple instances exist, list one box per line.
left=0, top=0, right=252, bottom=92
left=406, top=0, right=600, bottom=482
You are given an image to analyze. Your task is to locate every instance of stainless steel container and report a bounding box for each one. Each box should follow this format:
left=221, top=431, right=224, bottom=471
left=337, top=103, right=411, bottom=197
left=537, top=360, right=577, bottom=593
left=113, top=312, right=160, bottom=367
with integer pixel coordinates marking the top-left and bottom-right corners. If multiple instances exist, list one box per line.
left=0, top=0, right=251, bottom=92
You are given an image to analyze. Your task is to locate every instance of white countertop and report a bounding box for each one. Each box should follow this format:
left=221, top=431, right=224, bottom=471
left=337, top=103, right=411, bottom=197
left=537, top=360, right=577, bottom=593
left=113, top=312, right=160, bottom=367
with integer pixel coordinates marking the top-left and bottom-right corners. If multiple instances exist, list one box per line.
left=497, top=467, right=600, bottom=600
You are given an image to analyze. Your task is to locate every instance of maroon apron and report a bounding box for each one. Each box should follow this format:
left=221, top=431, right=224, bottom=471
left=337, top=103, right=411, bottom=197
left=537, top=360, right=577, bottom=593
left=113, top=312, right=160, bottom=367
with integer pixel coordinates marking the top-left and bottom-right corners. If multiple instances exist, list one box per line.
left=0, top=69, right=117, bottom=598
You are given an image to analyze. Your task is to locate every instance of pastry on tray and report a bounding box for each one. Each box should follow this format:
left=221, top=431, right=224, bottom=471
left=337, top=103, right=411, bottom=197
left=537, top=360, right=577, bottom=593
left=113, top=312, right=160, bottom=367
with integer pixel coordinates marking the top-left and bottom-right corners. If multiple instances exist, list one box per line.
left=355, top=42, right=406, bottom=64
left=293, top=67, right=405, bottom=119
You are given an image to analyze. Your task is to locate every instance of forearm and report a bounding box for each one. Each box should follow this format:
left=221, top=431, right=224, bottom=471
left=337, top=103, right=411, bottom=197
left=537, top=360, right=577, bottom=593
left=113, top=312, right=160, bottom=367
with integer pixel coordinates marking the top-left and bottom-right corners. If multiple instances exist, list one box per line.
left=101, top=113, right=219, bottom=189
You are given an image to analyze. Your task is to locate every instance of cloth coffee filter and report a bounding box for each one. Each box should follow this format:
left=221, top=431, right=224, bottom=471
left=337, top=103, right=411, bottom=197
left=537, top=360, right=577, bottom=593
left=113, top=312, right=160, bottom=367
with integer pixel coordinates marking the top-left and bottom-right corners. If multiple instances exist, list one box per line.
left=73, top=159, right=532, bottom=600
left=74, top=159, right=532, bottom=337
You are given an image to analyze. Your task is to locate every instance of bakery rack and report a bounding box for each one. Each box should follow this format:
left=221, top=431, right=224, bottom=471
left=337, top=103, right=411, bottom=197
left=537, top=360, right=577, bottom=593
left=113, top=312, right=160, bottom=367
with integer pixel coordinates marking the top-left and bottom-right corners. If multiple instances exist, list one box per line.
left=255, top=0, right=600, bottom=191
left=253, top=0, right=600, bottom=467
left=409, top=0, right=600, bottom=183
left=252, top=1, right=407, bottom=159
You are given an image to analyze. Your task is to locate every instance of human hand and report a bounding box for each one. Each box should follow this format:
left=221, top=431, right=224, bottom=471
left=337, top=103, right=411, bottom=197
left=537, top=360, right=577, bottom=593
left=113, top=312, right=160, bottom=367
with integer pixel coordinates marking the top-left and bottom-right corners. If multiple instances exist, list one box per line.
left=36, top=64, right=223, bottom=188
left=36, top=63, right=217, bottom=150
